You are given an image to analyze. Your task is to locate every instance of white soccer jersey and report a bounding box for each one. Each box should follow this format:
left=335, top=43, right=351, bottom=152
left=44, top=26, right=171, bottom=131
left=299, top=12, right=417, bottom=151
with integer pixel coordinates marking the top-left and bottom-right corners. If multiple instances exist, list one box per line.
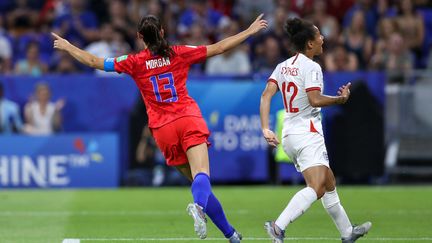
left=268, top=53, right=324, bottom=135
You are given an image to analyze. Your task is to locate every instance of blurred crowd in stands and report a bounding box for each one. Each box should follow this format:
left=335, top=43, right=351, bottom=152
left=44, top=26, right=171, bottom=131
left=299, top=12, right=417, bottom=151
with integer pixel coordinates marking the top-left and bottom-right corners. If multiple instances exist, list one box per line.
left=0, top=81, right=64, bottom=135
left=0, top=0, right=431, bottom=78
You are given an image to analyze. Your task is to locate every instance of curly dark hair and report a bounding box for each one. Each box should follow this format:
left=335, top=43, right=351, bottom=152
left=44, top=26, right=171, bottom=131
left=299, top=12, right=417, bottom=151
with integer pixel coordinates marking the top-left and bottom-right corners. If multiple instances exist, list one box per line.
left=284, top=18, right=316, bottom=52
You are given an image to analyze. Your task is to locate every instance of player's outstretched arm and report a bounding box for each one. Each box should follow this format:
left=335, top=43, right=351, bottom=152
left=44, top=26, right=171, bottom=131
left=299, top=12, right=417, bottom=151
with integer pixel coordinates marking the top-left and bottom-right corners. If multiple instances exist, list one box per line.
left=307, top=82, right=351, bottom=107
left=52, top=32, right=104, bottom=70
left=206, top=14, right=268, bottom=58
left=260, top=82, right=280, bottom=147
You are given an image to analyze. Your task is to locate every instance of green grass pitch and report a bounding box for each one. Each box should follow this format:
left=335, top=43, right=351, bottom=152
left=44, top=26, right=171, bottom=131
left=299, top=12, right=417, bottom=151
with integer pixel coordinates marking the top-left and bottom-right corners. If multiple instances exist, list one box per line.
left=0, top=186, right=431, bottom=243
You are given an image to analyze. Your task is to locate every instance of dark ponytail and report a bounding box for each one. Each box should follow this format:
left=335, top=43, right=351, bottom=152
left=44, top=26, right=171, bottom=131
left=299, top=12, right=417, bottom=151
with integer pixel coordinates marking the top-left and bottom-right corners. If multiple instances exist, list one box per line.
left=138, top=15, right=174, bottom=58
left=284, top=18, right=316, bottom=52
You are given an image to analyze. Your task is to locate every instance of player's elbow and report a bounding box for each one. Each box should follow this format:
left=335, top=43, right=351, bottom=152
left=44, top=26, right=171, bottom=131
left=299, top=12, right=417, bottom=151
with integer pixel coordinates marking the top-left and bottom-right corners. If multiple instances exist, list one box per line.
left=261, top=92, right=273, bottom=107
left=218, top=45, right=228, bottom=55
left=309, top=98, right=321, bottom=108
left=88, top=58, right=98, bottom=68
left=307, top=92, right=323, bottom=108
left=91, top=57, right=100, bottom=68
left=261, top=91, right=266, bottom=99
left=215, top=41, right=228, bottom=54
left=89, top=57, right=104, bottom=70
left=214, top=48, right=225, bottom=57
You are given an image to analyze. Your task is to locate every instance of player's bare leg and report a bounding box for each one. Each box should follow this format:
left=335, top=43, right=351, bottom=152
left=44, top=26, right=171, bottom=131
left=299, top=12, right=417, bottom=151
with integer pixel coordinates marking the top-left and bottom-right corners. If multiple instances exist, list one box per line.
left=186, top=143, right=211, bottom=178
left=302, top=165, right=329, bottom=198
left=176, top=163, right=193, bottom=181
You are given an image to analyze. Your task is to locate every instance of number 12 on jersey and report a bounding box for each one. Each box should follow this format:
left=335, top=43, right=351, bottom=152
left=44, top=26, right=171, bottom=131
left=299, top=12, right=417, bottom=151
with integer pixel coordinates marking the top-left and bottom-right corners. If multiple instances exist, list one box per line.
left=149, top=72, right=178, bottom=102
left=282, top=81, right=299, bottom=113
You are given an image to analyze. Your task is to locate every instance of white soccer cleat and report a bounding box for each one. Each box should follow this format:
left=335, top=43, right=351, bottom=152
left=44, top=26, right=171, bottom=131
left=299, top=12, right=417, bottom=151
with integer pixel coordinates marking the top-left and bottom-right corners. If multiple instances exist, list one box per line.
left=342, top=221, right=372, bottom=243
left=228, top=231, right=242, bottom=243
left=264, top=221, right=285, bottom=243
left=186, top=203, right=207, bottom=239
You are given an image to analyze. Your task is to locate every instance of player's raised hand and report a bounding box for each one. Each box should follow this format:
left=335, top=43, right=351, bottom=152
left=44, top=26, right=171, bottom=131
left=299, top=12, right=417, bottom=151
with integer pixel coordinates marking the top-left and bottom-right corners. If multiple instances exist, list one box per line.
left=262, top=128, right=280, bottom=147
left=247, top=14, right=268, bottom=34
left=337, top=82, right=351, bottom=104
left=52, top=32, right=71, bottom=51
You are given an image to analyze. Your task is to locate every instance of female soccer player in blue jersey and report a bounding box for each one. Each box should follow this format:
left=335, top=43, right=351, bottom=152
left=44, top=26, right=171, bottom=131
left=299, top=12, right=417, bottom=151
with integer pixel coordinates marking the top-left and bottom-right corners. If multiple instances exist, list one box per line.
left=53, top=14, right=268, bottom=243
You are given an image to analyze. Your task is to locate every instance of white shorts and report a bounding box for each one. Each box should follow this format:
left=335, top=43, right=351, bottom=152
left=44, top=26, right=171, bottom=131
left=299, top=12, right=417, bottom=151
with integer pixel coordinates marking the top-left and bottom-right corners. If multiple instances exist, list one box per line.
left=282, top=132, right=330, bottom=172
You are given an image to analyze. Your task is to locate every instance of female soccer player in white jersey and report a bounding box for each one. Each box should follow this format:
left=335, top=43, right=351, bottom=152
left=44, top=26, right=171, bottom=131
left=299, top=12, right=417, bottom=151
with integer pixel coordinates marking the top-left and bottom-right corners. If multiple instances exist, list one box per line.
left=260, top=18, right=371, bottom=243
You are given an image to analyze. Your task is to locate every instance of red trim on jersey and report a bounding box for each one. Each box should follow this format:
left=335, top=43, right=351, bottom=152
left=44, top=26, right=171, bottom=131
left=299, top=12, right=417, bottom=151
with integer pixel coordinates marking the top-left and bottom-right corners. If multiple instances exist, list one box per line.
left=310, top=120, right=318, bottom=133
left=306, top=87, right=321, bottom=92
left=267, top=78, right=279, bottom=88
left=291, top=53, right=299, bottom=65
left=282, top=82, right=288, bottom=112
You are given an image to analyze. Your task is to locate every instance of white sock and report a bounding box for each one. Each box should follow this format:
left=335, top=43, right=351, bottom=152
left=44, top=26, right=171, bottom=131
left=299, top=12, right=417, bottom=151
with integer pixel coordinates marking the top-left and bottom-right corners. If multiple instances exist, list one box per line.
left=321, top=189, right=353, bottom=238
left=275, top=187, right=317, bottom=230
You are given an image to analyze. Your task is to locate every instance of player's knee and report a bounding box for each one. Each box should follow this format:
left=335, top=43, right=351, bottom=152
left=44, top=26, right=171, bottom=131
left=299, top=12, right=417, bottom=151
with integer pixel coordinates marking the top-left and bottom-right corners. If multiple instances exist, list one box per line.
left=315, top=188, right=326, bottom=199
left=308, top=182, right=326, bottom=199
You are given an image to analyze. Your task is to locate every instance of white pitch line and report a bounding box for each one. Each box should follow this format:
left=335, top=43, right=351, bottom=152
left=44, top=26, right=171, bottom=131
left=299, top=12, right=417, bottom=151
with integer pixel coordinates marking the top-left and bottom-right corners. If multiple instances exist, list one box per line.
left=62, top=239, right=80, bottom=243
left=64, top=237, right=432, bottom=242
left=370, top=238, right=432, bottom=241
left=0, top=210, right=249, bottom=217
left=74, top=238, right=320, bottom=242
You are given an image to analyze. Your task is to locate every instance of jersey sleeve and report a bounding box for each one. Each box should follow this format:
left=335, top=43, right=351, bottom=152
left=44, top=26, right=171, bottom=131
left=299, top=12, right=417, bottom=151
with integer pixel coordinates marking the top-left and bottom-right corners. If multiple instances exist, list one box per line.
left=104, top=54, right=136, bottom=75
left=176, top=45, right=207, bottom=65
left=305, top=63, right=323, bottom=92
left=267, top=65, right=280, bottom=90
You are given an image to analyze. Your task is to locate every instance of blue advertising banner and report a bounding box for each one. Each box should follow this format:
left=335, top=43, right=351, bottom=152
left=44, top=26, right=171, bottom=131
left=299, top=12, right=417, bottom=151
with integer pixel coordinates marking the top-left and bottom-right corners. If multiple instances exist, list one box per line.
left=188, top=82, right=284, bottom=182
left=0, top=133, right=119, bottom=188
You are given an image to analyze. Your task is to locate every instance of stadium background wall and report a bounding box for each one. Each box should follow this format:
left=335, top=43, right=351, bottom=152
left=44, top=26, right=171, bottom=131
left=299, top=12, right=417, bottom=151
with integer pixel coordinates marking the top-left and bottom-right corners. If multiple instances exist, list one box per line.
left=0, top=73, right=385, bottom=187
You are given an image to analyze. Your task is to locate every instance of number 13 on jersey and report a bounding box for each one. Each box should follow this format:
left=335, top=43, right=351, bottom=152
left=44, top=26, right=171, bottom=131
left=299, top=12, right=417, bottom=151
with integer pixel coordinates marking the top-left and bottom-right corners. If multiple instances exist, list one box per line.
left=149, top=72, right=178, bottom=102
left=282, top=81, right=299, bottom=113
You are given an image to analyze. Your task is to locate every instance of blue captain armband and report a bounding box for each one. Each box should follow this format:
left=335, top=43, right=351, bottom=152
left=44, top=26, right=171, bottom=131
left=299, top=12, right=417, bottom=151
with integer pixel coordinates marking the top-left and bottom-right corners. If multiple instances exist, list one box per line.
left=104, top=58, right=115, bottom=72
